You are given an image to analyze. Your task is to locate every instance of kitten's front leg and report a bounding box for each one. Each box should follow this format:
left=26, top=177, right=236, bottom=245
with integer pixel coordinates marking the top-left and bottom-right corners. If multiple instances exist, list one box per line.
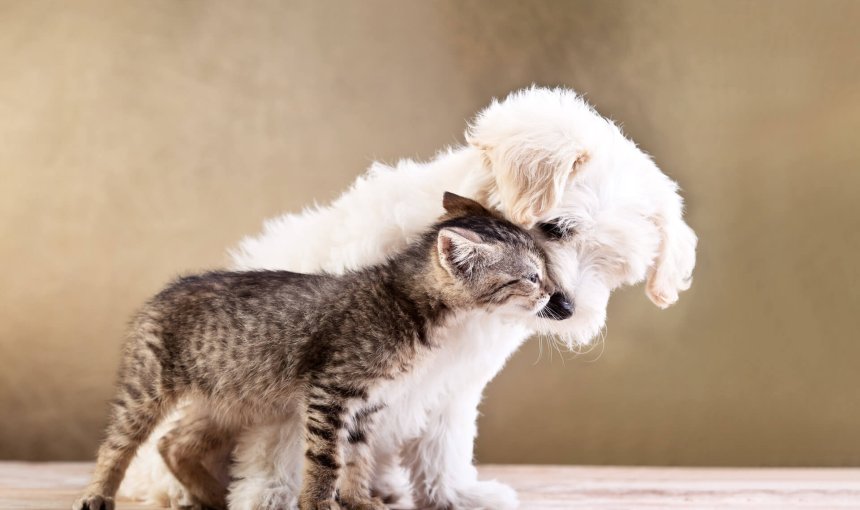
left=300, top=387, right=347, bottom=510
left=339, top=405, right=386, bottom=510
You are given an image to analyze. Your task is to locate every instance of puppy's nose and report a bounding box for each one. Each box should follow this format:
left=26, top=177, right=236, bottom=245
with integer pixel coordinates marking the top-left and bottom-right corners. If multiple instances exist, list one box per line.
left=539, top=292, right=574, bottom=320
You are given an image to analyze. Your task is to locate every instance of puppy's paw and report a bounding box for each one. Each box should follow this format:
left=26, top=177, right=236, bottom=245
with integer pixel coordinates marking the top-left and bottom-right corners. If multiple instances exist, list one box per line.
left=73, top=494, right=114, bottom=510
left=370, top=487, right=408, bottom=507
left=371, top=466, right=412, bottom=507
left=252, top=487, right=299, bottom=510
left=454, top=479, right=519, bottom=510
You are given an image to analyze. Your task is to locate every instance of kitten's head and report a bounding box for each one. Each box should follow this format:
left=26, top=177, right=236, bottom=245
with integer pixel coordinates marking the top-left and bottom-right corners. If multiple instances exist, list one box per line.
left=433, top=192, right=567, bottom=320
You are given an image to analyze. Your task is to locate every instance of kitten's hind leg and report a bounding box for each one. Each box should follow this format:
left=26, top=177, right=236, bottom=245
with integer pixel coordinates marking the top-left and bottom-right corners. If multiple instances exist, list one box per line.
left=74, top=374, right=171, bottom=510
left=157, top=410, right=233, bottom=510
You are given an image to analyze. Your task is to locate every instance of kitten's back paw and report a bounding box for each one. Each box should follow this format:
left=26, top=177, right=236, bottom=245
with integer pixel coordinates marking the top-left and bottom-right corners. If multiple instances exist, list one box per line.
left=73, top=494, right=114, bottom=510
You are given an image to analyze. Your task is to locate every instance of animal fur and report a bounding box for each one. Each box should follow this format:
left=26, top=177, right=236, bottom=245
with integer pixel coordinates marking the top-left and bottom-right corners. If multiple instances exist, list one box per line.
left=120, top=86, right=697, bottom=510
left=76, top=194, right=558, bottom=510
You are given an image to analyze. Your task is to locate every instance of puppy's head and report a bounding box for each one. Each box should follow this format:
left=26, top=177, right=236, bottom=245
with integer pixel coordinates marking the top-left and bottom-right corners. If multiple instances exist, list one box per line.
left=468, top=87, right=697, bottom=345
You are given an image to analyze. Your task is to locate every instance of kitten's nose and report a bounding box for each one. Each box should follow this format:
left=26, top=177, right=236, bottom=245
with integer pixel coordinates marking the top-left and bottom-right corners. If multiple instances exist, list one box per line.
left=539, top=292, right=574, bottom=320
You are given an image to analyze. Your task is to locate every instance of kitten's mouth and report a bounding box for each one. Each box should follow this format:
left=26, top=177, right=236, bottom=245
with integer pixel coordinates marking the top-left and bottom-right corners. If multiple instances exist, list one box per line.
left=537, top=292, right=574, bottom=320
left=528, top=295, right=551, bottom=314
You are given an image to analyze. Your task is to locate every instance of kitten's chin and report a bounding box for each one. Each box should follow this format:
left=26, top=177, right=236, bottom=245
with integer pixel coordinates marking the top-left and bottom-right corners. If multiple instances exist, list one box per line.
left=487, top=299, right=545, bottom=320
left=527, top=296, right=551, bottom=315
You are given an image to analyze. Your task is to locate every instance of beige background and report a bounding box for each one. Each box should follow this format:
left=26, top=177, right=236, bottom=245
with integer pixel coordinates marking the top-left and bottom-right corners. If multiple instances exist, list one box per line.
left=1, top=0, right=859, bottom=466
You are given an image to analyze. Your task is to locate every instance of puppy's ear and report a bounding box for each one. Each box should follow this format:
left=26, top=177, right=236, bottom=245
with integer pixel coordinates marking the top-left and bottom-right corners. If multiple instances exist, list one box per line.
left=442, top=192, right=492, bottom=218
left=646, top=214, right=697, bottom=309
left=467, top=119, right=587, bottom=228
left=437, top=227, right=497, bottom=277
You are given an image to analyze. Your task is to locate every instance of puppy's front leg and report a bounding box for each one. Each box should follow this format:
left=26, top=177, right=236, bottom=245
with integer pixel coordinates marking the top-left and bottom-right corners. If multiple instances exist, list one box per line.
left=403, top=385, right=518, bottom=510
left=227, top=418, right=304, bottom=510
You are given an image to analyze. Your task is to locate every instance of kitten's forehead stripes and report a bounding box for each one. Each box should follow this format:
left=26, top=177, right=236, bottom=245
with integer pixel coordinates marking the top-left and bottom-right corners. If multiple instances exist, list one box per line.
left=437, top=215, right=541, bottom=253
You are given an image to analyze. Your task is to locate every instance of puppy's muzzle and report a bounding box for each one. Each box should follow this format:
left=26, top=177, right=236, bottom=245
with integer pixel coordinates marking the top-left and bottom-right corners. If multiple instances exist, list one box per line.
left=538, top=292, right=574, bottom=320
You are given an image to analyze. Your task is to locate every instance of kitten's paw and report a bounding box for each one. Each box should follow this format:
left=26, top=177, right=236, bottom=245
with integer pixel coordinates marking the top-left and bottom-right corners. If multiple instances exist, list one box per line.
left=453, top=480, right=519, bottom=510
left=169, top=500, right=222, bottom=510
left=166, top=488, right=202, bottom=510
left=72, top=494, right=114, bottom=510
left=299, top=499, right=340, bottom=510
left=339, top=495, right=386, bottom=510
left=170, top=504, right=210, bottom=510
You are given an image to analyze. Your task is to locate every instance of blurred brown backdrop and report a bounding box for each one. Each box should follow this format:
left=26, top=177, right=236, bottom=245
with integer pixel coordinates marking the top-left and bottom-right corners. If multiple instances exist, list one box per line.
left=1, top=0, right=859, bottom=465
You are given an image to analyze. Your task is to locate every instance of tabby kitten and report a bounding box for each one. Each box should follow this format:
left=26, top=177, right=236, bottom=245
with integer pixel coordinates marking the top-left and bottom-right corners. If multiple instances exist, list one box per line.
left=74, top=193, right=559, bottom=510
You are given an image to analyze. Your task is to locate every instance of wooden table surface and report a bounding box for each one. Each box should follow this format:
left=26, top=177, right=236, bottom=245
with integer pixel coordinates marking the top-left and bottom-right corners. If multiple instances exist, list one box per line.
left=2, top=462, right=859, bottom=509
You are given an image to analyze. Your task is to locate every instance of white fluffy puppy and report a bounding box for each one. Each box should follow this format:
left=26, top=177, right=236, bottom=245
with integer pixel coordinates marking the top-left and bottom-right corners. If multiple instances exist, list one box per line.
left=121, top=87, right=696, bottom=510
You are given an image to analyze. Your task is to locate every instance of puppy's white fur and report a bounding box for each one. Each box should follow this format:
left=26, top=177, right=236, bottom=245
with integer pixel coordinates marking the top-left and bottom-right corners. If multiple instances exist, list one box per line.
left=121, top=87, right=696, bottom=509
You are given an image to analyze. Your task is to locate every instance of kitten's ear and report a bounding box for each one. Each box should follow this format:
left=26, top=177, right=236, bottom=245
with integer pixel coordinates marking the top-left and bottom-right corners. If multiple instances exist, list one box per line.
left=436, top=227, right=497, bottom=277
left=442, top=192, right=492, bottom=218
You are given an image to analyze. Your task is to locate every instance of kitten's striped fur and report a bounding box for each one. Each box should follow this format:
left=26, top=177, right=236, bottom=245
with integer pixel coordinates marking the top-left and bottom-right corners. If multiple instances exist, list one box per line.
left=74, top=193, right=554, bottom=510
